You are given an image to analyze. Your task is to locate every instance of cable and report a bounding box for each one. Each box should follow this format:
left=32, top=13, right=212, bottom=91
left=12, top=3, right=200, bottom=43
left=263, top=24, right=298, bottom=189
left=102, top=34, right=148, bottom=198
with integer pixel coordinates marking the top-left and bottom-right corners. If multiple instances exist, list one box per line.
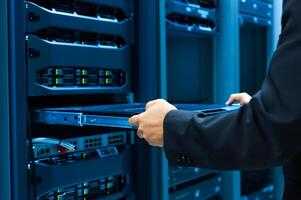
left=32, top=138, right=76, bottom=151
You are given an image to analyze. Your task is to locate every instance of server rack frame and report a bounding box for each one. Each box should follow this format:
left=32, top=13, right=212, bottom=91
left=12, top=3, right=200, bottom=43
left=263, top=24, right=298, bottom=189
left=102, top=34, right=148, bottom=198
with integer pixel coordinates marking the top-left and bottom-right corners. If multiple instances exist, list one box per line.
left=7, top=0, right=29, bottom=199
left=0, top=0, right=11, bottom=199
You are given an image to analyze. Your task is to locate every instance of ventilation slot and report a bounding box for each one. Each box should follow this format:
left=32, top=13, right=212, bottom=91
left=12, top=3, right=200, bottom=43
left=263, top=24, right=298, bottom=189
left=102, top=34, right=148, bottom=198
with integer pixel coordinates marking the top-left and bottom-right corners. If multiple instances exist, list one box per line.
left=34, top=27, right=126, bottom=48
left=29, top=0, right=127, bottom=21
left=167, top=13, right=215, bottom=30
left=185, top=0, right=216, bottom=9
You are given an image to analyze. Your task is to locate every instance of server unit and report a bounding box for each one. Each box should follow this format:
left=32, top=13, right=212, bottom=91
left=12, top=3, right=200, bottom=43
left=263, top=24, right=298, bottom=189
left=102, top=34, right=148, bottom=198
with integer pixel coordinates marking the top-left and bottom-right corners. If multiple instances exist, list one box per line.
left=25, top=0, right=134, bottom=96
left=30, top=130, right=134, bottom=200
left=166, top=0, right=219, bottom=35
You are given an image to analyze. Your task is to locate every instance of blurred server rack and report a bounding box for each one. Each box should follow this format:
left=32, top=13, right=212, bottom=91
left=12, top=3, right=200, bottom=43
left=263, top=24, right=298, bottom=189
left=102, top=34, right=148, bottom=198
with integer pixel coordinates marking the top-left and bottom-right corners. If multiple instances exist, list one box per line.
left=164, top=0, right=223, bottom=199
left=238, top=0, right=275, bottom=199
left=241, top=170, right=275, bottom=200
left=239, top=0, right=272, bottom=95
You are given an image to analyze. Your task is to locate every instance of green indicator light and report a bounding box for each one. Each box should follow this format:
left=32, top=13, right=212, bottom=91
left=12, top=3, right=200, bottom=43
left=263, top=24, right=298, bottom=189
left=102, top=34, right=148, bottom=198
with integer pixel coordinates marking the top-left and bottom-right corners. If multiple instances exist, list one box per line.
left=55, top=69, right=59, bottom=75
left=32, top=146, right=35, bottom=149
left=55, top=78, right=59, bottom=84
left=82, top=78, right=86, bottom=84
left=27, top=164, right=31, bottom=170
left=105, top=70, right=109, bottom=76
left=105, top=78, right=109, bottom=85
left=82, top=69, right=87, bottom=76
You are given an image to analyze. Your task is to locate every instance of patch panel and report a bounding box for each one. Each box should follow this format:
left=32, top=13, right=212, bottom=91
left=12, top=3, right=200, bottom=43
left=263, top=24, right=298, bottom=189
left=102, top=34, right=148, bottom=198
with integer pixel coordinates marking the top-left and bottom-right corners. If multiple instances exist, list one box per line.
left=38, top=174, right=128, bottom=200
left=33, top=131, right=132, bottom=159
left=36, top=67, right=126, bottom=88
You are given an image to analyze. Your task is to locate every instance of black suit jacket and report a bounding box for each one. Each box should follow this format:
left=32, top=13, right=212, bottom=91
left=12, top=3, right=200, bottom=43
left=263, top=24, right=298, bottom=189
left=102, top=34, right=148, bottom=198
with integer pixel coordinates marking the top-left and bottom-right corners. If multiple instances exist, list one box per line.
left=163, top=0, right=301, bottom=198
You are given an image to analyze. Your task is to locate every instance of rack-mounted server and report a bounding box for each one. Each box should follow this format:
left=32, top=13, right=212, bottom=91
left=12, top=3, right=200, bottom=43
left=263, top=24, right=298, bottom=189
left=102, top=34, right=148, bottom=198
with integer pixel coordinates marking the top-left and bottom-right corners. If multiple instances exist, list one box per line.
left=31, top=131, right=134, bottom=199
left=166, top=0, right=219, bottom=35
left=25, top=0, right=134, bottom=96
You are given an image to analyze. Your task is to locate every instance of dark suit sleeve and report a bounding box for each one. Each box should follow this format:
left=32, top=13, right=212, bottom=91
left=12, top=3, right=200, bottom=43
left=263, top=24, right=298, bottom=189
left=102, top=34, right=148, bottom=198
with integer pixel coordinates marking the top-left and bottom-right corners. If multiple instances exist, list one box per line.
left=163, top=0, right=301, bottom=170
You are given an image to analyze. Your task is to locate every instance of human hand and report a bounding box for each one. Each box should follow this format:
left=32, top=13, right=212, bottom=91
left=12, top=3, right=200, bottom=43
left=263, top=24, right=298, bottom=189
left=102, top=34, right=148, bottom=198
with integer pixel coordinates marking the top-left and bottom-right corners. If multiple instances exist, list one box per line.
left=128, top=99, right=177, bottom=147
left=226, top=92, right=252, bottom=106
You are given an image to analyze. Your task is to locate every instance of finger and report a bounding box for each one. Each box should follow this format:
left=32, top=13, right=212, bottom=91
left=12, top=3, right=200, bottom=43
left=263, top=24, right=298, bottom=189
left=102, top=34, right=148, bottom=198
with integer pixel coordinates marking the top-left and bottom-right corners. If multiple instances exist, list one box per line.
left=226, top=94, right=239, bottom=105
left=137, top=128, right=144, bottom=139
left=145, top=100, right=157, bottom=110
left=129, top=115, right=140, bottom=126
left=145, top=99, right=165, bottom=110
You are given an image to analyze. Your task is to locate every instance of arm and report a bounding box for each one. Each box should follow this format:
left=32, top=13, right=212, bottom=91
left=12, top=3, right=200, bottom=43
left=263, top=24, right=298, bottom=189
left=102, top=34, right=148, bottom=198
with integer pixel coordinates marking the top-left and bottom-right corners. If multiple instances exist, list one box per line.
left=129, top=0, right=301, bottom=170
left=164, top=0, right=301, bottom=170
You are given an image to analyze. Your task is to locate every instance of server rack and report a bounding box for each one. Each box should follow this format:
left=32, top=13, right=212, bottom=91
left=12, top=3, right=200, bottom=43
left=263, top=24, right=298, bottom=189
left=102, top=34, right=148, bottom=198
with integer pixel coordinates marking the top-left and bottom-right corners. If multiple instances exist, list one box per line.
left=0, top=0, right=11, bottom=199
left=8, top=0, right=138, bottom=199
left=5, top=0, right=283, bottom=200
left=164, top=1, right=223, bottom=200
left=239, top=1, right=276, bottom=199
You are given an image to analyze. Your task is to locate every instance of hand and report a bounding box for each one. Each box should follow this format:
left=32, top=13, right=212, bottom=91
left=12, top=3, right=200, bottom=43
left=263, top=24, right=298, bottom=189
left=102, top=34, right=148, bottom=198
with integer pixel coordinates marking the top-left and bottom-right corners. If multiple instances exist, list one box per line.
left=128, top=99, right=177, bottom=147
left=226, top=92, right=252, bottom=106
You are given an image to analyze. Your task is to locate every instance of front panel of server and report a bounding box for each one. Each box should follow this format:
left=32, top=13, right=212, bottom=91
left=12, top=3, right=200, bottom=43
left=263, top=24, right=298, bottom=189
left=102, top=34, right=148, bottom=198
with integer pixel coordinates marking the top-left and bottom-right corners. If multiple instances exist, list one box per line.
left=25, top=0, right=134, bottom=96
left=166, top=0, right=219, bottom=35
left=30, top=131, right=135, bottom=200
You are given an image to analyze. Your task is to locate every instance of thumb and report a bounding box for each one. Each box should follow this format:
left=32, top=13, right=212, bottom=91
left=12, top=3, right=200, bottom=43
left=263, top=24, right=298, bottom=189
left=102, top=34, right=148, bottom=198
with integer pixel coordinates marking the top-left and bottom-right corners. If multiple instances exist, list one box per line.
left=129, top=114, right=140, bottom=126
